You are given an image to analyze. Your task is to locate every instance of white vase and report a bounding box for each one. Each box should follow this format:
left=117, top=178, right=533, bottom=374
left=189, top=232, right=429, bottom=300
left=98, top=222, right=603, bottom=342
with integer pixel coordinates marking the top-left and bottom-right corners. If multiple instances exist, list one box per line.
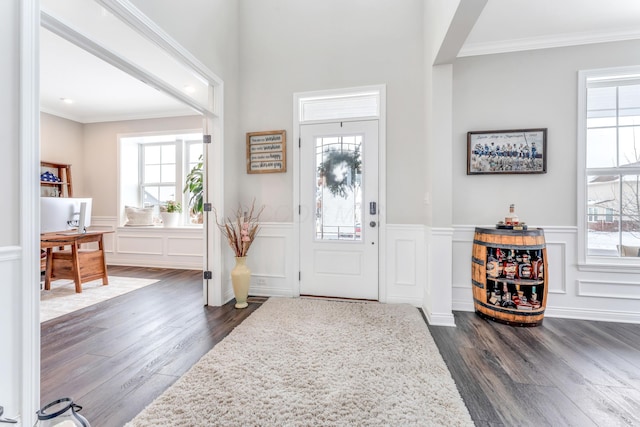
left=231, top=256, right=250, bottom=308
left=160, top=212, right=180, bottom=227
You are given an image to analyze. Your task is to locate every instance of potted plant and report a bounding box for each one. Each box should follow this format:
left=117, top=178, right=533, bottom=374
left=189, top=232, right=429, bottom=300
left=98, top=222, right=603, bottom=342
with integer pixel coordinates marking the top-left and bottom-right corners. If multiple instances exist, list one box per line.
left=183, top=155, right=204, bottom=224
left=160, top=200, right=182, bottom=227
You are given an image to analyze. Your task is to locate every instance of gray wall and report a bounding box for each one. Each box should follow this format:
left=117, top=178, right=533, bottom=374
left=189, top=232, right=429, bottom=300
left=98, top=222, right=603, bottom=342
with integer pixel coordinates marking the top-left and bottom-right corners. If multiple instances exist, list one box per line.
left=237, top=0, right=425, bottom=223
left=452, top=39, right=640, bottom=226
left=130, top=0, right=427, bottom=224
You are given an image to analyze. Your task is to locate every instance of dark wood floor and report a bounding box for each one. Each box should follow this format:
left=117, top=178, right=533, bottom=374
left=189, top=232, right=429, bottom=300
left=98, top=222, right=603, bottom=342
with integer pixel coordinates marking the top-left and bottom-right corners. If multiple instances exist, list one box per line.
left=42, top=268, right=640, bottom=426
left=41, top=265, right=264, bottom=426
left=429, top=311, right=640, bottom=427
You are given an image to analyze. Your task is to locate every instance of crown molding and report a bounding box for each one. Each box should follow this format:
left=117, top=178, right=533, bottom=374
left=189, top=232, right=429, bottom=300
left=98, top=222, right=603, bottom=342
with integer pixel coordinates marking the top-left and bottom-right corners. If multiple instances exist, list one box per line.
left=458, top=27, right=640, bottom=57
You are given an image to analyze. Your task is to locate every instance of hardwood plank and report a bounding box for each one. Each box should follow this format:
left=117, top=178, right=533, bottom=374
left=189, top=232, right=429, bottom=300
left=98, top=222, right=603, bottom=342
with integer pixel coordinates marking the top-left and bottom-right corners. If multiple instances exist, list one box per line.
left=429, top=311, right=640, bottom=427
left=42, top=270, right=640, bottom=427
left=41, top=265, right=263, bottom=426
left=428, top=314, right=503, bottom=424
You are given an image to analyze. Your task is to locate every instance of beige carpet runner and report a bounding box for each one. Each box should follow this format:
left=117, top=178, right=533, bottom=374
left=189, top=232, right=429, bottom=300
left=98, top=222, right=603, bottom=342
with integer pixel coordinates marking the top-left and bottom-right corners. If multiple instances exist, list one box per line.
left=126, top=297, right=473, bottom=426
left=40, top=276, right=159, bottom=322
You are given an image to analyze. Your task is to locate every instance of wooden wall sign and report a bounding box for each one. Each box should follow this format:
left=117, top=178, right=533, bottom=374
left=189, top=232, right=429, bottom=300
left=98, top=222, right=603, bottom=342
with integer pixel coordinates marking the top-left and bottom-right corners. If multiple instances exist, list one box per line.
left=246, top=130, right=286, bottom=174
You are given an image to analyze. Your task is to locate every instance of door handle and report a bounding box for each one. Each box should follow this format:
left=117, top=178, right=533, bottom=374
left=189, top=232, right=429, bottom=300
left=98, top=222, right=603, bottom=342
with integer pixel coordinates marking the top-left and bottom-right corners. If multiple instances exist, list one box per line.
left=370, top=221, right=377, bottom=228
left=369, top=202, right=377, bottom=215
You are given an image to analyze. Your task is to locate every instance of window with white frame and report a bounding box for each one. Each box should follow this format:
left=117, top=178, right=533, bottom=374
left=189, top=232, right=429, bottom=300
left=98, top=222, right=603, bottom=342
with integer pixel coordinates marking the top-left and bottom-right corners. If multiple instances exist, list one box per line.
left=120, top=132, right=203, bottom=226
left=579, top=67, right=640, bottom=260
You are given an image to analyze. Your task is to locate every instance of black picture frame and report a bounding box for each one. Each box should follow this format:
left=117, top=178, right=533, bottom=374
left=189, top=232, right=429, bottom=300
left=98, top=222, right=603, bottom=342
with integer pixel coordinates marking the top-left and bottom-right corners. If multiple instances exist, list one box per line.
left=467, top=128, right=547, bottom=175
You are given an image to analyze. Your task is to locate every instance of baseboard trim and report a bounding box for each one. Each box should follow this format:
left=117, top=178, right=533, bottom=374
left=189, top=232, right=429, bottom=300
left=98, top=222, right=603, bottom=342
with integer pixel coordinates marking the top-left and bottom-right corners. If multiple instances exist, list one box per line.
left=423, top=308, right=456, bottom=327
left=249, top=285, right=295, bottom=298
left=107, top=260, right=201, bottom=270
left=452, top=300, right=475, bottom=312
left=545, top=306, right=640, bottom=324
left=386, top=296, right=423, bottom=307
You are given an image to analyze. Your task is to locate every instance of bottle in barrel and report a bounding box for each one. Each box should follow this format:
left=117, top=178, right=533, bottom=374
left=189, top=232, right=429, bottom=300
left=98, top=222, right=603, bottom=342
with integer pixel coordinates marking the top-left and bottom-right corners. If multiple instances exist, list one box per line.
left=503, top=250, right=517, bottom=279
left=487, top=248, right=500, bottom=278
left=518, top=250, right=533, bottom=279
left=531, top=249, right=544, bottom=279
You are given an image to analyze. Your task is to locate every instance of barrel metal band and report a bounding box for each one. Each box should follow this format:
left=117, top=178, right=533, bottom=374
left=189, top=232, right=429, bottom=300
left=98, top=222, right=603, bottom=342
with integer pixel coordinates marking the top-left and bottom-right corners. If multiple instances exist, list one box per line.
left=473, top=298, right=544, bottom=316
left=472, top=279, right=484, bottom=289
left=471, top=256, right=485, bottom=266
left=472, top=240, right=545, bottom=251
left=474, top=227, right=544, bottom=236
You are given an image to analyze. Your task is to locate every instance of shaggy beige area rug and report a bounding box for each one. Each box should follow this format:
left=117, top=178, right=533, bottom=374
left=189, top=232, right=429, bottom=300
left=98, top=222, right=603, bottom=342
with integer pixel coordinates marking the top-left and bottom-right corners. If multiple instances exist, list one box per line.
left=40, top=276, right=158, bottom=322
left=126, top=297, right=474, bottom=426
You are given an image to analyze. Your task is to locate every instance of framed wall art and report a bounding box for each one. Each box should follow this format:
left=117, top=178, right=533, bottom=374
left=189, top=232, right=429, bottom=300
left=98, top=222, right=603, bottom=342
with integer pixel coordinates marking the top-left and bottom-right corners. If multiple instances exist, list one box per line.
left=467, top=128, right=547, bottom=175
left=246, top=130, right=286, bottom=174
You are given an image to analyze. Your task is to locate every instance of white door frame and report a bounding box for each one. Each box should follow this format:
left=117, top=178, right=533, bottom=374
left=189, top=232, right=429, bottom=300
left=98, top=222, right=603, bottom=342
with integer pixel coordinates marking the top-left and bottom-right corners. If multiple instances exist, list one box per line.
left=292, top=85, right=387, bottom=301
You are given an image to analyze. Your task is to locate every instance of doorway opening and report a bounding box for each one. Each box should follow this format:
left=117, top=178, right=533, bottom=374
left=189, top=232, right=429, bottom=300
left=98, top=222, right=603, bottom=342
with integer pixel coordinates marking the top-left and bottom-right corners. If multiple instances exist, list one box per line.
left=28, top=1, right=226, bottom=421
left=38, top=0, right=224, bottom=301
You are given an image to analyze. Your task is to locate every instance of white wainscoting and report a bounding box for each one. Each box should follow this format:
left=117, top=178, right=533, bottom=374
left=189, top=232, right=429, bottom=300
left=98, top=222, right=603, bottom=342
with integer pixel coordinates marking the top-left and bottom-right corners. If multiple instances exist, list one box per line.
left=91, top=216, right=204, bottom=270
left=452, top=225, right=640, bottom=324
left=221, top=222, right=427, bottom=306
left=0, top=246, right=21, bottom=416
left=87, top=219, right=640, bottom=323
left=424, top=227, right=456, bottom=327
left=236, top=223, right=296, bottom=298
left=385, top=224, right=425, bottom=306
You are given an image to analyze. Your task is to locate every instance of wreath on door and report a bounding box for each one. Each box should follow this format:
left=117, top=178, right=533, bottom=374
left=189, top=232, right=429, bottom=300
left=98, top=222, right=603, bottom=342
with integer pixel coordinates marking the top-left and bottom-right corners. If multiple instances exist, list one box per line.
left=317, top=148, right=362, bottom=198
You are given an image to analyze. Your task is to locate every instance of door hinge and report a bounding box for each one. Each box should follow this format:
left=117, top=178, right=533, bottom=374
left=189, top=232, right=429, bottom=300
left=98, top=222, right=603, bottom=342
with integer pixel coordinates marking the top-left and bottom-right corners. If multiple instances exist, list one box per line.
left=298, top=271, right=301, bottom=281
left=298, top=205, right=301, bottom=215
left=298, top=137, right=301, bottom=148
left=203, top=135, right=212, bottom=144
left=203, top=271, right=212, bottom=280
left=203, top=203, right=212, bottom=212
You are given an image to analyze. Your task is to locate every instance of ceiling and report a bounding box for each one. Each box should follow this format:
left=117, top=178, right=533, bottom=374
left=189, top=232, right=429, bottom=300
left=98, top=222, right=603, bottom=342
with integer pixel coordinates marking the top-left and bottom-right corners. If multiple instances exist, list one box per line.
left=460, top=0, right=640, bottom=56
left=40, top=28, right=198, bottom=124
left=40, top=0, right=640, bottom=124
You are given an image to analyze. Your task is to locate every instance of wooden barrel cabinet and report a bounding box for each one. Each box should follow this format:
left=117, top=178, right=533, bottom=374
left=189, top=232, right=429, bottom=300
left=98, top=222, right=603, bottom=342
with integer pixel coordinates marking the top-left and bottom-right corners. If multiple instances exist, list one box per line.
left=472, top=227, right=548, bottom=326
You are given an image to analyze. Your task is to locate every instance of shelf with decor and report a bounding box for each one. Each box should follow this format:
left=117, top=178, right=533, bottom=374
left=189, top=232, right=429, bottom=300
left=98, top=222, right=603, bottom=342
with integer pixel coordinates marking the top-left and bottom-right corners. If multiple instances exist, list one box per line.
left=40, top=161, right=73, bottom=198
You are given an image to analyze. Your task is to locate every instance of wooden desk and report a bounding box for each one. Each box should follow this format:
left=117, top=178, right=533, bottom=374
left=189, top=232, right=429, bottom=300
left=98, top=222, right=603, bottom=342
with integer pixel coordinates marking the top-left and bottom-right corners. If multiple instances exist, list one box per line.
left=41, top=230, right=111, bottom=293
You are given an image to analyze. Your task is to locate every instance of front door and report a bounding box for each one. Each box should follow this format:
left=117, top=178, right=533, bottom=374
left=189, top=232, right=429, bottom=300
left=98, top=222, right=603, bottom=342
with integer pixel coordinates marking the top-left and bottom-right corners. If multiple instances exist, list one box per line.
left=299, top=120, right=379, bottom=300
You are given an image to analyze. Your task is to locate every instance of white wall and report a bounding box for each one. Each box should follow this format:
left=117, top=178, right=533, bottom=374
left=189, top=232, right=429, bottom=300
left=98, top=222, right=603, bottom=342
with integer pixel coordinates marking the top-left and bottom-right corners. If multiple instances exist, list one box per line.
left=238, top=0, right=426, bottom=224
left=0, top=0, right=20, bottom=415
left=0, top=0, right=20, bottom=247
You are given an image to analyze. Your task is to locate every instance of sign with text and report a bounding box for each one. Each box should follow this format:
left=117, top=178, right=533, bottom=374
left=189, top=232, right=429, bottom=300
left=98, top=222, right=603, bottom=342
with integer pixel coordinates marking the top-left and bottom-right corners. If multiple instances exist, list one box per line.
left=246, top=130, right=286, bottom=174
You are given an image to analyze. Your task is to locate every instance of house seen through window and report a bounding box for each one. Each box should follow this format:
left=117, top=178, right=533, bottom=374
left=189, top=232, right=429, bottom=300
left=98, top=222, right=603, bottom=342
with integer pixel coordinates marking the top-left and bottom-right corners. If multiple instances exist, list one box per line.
left=581, top=67, right=640, bottom=259
left=120, top=132, right=203, bottom=226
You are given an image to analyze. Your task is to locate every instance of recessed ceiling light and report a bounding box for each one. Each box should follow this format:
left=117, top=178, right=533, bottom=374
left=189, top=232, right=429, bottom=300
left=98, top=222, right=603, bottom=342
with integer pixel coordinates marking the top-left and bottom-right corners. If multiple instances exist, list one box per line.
left=60, top=98, right=74, bottom=104
left=183, top=85, right=196, bottom=94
